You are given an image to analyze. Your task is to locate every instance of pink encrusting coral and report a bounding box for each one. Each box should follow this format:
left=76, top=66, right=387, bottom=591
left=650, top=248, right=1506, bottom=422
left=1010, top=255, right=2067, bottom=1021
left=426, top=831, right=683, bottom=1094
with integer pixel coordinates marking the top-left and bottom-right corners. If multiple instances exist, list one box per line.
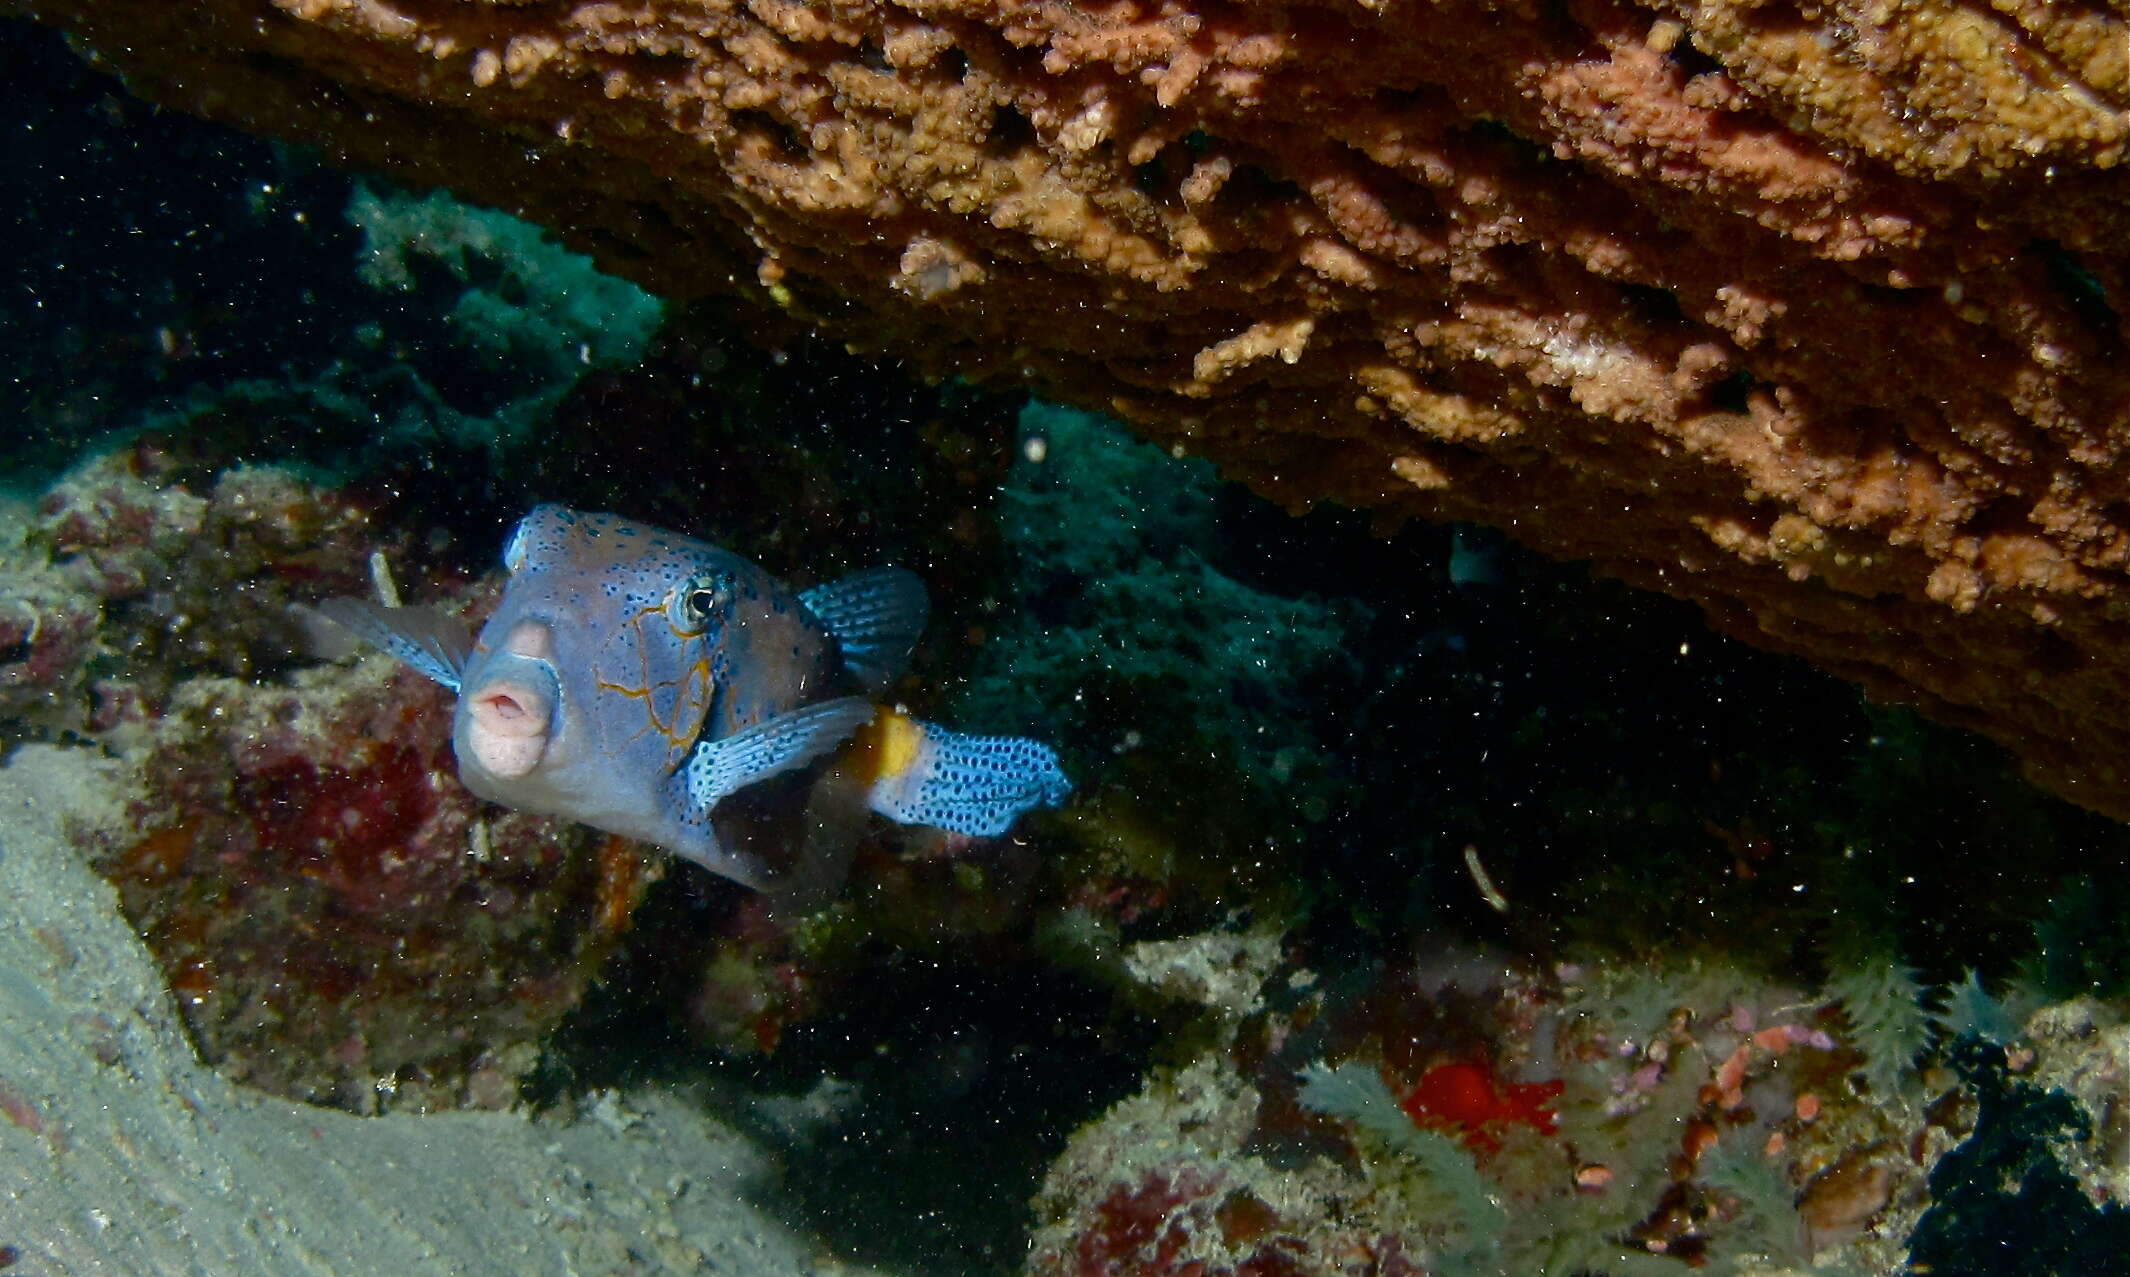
left=1062, top=1165, right=1370, bottom=1277
left=0, top=591, right=95, bottom=728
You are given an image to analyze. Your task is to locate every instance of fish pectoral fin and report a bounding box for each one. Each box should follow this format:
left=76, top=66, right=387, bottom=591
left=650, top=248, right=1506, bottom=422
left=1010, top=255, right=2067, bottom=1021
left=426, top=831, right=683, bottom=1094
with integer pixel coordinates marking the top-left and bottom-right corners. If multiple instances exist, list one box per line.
left=312, top=597, right=473, bottom=693
left=682, top=697, right=876, bottom=813
left=862, top=715, right=1072, bottom=837
left=798, top=567, right=929, bottom=692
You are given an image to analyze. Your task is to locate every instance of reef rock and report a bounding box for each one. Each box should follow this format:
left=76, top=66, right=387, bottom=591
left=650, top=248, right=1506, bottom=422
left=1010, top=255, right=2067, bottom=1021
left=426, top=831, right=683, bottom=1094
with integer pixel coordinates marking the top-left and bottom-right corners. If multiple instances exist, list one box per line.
left=18, top=0, right=2130, bottom=811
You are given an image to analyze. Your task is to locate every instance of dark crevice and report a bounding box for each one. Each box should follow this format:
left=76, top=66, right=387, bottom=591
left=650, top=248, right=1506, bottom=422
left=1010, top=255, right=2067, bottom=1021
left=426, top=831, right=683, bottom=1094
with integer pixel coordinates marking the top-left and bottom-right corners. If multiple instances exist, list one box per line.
left=734, top=109, right=809, bottom=163
left=1619, top=281, right=1688, bottom=330
left=986, top=102, right=1034, bottom=158
left=1668, top=33, right=1727, bottom=82
left=2037, top=239, right=2121, bottom=352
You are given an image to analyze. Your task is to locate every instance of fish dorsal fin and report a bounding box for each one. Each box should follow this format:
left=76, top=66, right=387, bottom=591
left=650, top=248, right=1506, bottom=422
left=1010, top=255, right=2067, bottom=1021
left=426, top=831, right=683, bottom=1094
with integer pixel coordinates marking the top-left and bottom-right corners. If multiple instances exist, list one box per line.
left=798, top=567, right=929, bottom=692
left=313, top=597, right=474, bottom=693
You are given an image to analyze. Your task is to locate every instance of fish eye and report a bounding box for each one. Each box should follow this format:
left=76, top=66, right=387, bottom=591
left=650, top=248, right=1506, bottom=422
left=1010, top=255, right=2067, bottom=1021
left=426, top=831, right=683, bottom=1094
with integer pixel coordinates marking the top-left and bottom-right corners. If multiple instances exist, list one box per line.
left=670, top=574, right=731, bottom=629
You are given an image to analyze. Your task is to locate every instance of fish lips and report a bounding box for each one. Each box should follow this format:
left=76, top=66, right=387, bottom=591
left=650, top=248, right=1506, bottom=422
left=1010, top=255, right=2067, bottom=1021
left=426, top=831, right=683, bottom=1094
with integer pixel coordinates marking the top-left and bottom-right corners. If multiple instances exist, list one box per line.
left=457, top=650, right=563, bottom=781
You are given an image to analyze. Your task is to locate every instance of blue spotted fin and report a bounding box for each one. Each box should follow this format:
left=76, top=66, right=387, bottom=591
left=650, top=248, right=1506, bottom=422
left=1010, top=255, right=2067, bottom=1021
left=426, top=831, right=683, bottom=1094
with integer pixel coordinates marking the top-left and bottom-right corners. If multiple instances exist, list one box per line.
left=312, top=596, right=472, bottom=694
left=856, top=711, right=1071, bottom=836
left=683, top=697, right=877, bottom=813
left=800, top=568, right=928, bottom=692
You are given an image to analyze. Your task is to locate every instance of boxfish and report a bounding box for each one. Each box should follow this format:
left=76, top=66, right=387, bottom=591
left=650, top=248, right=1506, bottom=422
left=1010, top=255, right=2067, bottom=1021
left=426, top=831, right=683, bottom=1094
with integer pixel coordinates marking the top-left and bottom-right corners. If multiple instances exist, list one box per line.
left=317, top=504, right=1069, bottom=899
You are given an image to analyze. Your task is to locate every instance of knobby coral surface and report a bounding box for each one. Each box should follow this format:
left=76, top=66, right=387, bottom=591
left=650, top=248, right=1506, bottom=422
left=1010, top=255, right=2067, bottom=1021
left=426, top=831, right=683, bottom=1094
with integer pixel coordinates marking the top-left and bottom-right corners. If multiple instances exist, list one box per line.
left=18, top=0, right=2130, bottom=810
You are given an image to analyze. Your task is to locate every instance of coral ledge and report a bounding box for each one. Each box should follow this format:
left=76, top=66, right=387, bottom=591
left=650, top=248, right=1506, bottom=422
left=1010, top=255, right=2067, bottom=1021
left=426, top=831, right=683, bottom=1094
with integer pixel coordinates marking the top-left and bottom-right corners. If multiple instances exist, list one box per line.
left=17, top=0, right=2130, bottom=811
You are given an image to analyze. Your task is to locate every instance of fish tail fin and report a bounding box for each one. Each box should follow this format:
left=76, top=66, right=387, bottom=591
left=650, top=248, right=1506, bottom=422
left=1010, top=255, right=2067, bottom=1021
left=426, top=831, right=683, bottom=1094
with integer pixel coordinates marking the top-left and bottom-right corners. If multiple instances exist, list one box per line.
left=854, top=711, right=1071, bottom=836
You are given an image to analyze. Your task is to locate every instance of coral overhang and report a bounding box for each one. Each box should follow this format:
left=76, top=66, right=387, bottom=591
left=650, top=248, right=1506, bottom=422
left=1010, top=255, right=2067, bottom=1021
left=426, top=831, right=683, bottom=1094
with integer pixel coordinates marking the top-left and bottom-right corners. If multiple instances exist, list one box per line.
left=15, top=0, right=2130, bottom=810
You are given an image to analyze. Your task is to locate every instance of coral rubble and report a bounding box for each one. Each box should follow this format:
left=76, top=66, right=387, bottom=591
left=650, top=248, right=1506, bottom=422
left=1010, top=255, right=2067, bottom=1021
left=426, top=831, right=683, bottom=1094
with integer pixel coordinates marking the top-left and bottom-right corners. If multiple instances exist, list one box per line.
left=14, top=0, right=2130, bottom=815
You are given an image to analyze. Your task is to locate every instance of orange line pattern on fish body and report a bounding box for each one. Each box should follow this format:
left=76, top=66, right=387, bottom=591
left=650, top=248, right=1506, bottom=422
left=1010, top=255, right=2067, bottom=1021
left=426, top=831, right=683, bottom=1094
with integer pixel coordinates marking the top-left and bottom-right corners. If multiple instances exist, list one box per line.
left=593, top=603, right=719, bottom=771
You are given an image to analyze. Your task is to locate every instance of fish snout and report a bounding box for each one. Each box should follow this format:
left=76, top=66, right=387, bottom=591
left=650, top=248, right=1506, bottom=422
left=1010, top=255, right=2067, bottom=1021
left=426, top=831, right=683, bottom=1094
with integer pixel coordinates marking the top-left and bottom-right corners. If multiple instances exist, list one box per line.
left=467, top=681, right=550, bottom=776
left=461, top=632, right=559, bottom=779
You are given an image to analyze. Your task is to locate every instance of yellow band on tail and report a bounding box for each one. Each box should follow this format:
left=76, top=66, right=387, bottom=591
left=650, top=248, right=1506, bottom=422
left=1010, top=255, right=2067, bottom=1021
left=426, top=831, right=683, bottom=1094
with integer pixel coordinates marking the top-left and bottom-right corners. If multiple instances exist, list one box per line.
left=848, top=707, right=924, bottom=786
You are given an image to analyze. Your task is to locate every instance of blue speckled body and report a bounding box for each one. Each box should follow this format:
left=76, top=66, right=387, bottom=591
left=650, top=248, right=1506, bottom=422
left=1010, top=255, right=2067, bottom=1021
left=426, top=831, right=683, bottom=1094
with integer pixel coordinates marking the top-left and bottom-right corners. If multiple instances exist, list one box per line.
left=455, top=506, right=849, bottom=884
left=317, top=503, right=1070, bottom=895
